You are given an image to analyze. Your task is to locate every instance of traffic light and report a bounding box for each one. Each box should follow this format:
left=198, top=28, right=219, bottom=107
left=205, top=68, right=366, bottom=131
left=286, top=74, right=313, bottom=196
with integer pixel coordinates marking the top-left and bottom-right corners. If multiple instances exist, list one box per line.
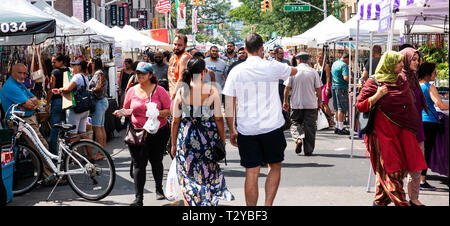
left=251, top=26, right=256, bottom=32
left=219, top=23, right=224, bottom=30
left=260, top=1, right=266, bottom=13
left=193, top=0, right=206, bottom=6
left=265, top=0, right=272, bottom=13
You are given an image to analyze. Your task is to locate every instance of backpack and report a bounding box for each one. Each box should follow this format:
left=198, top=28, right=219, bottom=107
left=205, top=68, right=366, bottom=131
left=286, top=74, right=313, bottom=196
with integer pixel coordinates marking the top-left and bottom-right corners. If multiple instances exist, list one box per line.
left=73, top=75, right=96, bottom=113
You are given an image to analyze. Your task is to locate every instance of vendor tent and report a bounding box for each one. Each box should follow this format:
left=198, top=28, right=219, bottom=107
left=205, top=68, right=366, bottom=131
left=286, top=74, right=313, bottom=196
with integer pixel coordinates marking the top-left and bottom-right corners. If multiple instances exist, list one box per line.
left=85, top=19, right=140, bottom=49
left=290, top=15, right=346, bottom=46
left=1, top=0, right=55, bottom=45
left=122, top=25, right=170, bottom=48
left=33, top=0, right=88, bottom=37
left=70, top=17, right=114, bottom=44
left=111, top=26, right=142, bottom=49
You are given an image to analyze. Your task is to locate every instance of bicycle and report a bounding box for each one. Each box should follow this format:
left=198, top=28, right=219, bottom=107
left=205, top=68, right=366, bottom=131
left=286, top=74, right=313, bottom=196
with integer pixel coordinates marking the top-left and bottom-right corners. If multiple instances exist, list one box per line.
left=1, top=104, right=116, bottom=201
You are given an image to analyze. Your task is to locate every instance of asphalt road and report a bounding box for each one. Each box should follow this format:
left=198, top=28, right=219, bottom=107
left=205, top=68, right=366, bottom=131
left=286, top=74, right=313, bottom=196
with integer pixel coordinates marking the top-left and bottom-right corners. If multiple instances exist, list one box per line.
left=7, top=127, right=449, bottom=206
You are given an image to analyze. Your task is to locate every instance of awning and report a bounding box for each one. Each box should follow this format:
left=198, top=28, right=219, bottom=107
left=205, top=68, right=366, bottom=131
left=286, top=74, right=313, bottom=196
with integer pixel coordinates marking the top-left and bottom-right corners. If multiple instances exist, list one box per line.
left=1, top=0, right=56, bottom=45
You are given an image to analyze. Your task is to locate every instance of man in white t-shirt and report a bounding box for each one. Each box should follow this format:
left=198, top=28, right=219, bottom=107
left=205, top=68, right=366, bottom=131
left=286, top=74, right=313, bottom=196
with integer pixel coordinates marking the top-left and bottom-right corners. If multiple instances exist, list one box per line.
left=283, top=52, right=322, bottom=156
left=222, top=33, right=297, bottom=206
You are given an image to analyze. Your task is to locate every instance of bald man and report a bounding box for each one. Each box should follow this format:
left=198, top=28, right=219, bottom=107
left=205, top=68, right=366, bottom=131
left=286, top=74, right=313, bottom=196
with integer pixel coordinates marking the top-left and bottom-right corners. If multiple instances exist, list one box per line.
left=0, top=63, right=53, bottom=181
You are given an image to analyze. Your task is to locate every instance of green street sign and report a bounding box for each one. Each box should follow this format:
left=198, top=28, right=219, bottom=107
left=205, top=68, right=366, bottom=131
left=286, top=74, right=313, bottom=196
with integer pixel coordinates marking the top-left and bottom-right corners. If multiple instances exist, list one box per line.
left=284, top=4, right=311, bottom=12
left=206, top=25, right=218, bottom=29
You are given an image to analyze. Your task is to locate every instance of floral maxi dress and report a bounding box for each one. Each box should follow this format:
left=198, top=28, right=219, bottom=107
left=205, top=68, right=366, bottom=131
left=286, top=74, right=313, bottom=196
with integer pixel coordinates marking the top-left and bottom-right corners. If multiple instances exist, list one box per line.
left=176, top=103, right=235, bottom=206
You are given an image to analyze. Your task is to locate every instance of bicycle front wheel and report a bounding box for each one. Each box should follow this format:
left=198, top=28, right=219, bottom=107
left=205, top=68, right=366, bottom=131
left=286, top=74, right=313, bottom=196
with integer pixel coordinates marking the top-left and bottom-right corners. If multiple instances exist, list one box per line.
left=64, top=140, right=115, bottom=201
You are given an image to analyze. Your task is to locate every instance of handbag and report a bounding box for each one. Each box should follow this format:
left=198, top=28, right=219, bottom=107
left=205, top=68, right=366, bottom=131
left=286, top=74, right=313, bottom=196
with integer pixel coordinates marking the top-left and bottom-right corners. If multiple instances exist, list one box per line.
left=358, top=77, right=380, bottom=134
left=73, top=75, right=96, bottom=113
left=30, top=45, right=45, bottom=83
left=192, top=118, right=227, bottom=165
left=123, top=85, right=157, bottom=145
left=124, top=123, right=147, bottom=146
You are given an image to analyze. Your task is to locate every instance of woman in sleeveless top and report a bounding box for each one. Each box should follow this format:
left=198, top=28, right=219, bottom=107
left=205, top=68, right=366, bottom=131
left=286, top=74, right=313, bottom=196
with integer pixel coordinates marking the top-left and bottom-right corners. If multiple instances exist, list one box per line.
left=119, top=58, right=134, bottom=108
left=314, top=53, right=333, bottom=126
left=171, top=57, right=234, bottom=206
left=418, top=62, right=448, bottom=191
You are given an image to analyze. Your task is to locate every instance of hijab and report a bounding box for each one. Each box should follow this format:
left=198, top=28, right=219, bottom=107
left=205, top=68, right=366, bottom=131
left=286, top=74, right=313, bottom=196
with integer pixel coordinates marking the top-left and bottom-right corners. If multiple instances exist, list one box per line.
left=372, top=51, right=404, bottom=83
left=399, top=47, right=429, bottom=114
left=358, top=51, right=419, bottom=133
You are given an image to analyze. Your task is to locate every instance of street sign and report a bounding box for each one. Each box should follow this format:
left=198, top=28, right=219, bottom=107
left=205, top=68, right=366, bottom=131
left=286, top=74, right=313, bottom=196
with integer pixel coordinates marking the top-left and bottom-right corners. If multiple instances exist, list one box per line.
left=284, top=4, right=311, bottom=12
left=206, top=25, right=218, bottom=29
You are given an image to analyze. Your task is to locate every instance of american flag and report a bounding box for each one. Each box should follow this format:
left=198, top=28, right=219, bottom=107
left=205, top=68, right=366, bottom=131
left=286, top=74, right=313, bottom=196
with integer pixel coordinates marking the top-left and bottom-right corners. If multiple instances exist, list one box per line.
left=156, top=0, right=171, bottom=14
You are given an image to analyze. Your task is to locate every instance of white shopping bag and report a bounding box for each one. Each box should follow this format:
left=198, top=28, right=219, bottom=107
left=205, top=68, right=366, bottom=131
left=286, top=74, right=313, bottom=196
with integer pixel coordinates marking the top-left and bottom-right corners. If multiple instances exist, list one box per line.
left=317, top=109, right=329, bottom=131
left=165, top=158, right=181, bottom=201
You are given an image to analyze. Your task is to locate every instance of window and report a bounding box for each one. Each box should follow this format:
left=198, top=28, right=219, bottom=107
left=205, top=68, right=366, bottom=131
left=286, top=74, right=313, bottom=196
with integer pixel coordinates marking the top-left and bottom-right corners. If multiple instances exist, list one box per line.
left=30, top=0, right=54, bottom=7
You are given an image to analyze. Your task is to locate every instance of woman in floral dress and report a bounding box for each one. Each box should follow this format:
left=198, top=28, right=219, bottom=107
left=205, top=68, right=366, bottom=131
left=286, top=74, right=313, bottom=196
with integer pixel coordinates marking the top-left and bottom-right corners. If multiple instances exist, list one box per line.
left=170, top=57, right=234, bottom=206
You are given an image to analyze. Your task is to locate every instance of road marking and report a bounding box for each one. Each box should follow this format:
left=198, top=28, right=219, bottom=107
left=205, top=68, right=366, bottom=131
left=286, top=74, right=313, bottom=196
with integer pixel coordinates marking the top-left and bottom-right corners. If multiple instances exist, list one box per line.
left=334, top=147, right=346, bottom=152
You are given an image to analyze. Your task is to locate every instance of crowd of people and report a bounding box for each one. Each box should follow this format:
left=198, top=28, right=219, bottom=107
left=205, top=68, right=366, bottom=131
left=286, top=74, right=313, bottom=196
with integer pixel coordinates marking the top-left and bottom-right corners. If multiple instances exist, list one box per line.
left=0, top=32, right=447, bottom=207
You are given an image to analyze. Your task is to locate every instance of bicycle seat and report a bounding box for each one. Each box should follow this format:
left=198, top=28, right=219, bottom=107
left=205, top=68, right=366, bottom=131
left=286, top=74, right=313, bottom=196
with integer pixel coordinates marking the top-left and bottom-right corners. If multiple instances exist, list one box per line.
left=53, top=123, right=76, bottom=131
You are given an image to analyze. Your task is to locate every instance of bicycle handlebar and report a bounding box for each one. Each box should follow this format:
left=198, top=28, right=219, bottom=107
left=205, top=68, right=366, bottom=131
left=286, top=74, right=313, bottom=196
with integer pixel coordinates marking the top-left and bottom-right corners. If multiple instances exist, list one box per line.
left=10, top=104, right=25, bottom=118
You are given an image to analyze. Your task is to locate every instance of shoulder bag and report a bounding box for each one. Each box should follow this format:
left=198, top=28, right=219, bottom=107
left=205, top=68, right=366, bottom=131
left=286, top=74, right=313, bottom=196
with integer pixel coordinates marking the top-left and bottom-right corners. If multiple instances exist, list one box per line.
left=358, top=77, right=380, bottom=134
left=124, top=84, right=157, bottom=146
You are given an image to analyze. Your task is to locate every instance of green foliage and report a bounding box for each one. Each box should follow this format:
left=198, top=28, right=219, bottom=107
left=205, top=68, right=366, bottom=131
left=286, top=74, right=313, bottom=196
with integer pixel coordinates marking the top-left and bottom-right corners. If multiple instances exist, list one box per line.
left=228, top=0, right=343, bottom=41
left=170, top=0, right=234, bottom=45
left=436, top=63, right=449, bottom=81
left=417, top=44, right=449, bottom=80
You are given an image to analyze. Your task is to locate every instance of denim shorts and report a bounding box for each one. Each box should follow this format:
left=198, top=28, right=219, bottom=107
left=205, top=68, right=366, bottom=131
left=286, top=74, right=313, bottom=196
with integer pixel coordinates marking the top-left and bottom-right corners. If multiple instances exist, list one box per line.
left=66, top=108, right=89, bottom=134
left=92, top=98, right=109, bottom=127
left=332, top=88, right=349, bottom=112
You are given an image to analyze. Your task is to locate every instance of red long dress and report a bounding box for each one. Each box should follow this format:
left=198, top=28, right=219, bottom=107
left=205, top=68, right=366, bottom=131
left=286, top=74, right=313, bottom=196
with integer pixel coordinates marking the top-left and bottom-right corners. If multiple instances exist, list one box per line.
left=357, top=99, right=428, bottom=174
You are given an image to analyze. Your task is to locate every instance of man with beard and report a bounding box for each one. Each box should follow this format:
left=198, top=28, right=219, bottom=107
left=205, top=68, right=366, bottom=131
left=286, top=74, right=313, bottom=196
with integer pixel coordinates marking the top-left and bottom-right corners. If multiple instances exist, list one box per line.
left=205, top=46, right=228, bottom=92
left=152, top=51, right=169, bottom=91
left=221, top=42, right=238, bottom=68
left=227, top=47, right=247, bottom=75
left=168, top=34, right=192, bottom=99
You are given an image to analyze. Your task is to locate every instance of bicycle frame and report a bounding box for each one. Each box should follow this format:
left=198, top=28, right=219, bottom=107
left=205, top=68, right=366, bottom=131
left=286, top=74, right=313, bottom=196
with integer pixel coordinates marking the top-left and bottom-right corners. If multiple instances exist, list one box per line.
left=9, top=105, right=88, bottom=177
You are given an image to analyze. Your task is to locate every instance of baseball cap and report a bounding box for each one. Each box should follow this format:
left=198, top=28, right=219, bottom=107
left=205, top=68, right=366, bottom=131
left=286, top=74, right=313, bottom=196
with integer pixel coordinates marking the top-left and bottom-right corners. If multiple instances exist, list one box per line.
left=136, top=62, right=153, bottom=74
left=70, top=59, right=82, bottom=65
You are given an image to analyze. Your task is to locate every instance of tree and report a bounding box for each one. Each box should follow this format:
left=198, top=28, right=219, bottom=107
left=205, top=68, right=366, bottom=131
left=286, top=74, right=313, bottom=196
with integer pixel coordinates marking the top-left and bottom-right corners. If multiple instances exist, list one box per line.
left=228, top=0, right=344, bottom=41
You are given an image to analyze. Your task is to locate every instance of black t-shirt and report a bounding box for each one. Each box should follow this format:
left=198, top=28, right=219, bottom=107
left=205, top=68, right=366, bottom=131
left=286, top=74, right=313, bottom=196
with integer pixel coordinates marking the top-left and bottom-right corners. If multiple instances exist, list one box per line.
left=121, top=70, right=134, bottom=90
left=51, top=67, right=70, bottom=100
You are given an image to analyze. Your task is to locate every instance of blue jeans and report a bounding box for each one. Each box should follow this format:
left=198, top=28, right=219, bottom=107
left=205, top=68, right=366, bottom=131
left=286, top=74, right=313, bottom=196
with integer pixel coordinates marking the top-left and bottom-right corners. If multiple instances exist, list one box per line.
left=49, top=98, right=63, bottom=155
left=92, top=98, right=109, bottom=127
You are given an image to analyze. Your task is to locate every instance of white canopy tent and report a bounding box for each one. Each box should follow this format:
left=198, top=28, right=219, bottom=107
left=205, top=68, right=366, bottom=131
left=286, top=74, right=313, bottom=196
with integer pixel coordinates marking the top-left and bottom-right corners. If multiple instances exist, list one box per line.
left=290, top=15, right=346, bottom=46
left=122, top=25, right=170, bottom=48
left=111, top=26, right=142, bottom=50
left=69, top=16, right=114, bottom=44
left=33, top=0, right=87, bottom=37
left=85, top=19, right=141, bottom=50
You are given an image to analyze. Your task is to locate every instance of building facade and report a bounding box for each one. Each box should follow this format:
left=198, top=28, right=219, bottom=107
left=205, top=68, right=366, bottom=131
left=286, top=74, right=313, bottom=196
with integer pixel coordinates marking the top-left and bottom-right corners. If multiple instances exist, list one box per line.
left=31, top=0, right=164, bottom=30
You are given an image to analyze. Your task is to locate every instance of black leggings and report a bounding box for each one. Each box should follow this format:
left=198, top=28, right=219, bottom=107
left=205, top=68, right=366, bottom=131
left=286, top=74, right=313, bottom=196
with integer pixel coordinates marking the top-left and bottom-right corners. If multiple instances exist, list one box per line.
left=422, top=122, right=439, bottom=177
left=128, top=124, right=170, bottom=198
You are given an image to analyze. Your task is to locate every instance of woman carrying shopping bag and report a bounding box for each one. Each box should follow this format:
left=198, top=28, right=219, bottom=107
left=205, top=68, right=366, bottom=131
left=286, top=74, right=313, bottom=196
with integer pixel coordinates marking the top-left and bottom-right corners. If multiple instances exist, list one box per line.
left=113, top=62, right=171, bottom=206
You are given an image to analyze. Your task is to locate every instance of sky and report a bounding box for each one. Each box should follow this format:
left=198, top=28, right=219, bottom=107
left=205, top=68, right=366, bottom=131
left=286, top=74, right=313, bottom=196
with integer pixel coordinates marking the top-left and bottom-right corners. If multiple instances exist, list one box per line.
left=229, top=0, right=242, bottom=9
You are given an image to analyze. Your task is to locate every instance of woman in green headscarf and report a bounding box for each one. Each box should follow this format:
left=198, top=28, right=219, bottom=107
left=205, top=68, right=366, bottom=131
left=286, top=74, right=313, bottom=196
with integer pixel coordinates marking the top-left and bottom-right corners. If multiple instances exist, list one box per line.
left=356, top=51, right=428, bottom=206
